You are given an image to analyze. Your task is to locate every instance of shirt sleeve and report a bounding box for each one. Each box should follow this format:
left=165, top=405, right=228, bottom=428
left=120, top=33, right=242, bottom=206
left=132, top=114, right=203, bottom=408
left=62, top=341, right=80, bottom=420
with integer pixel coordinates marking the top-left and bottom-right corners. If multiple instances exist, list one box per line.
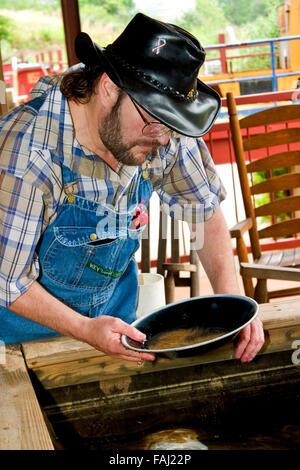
left=0, top=171, right=45, bottom=307
left=155, top=136, right=226, bottom=223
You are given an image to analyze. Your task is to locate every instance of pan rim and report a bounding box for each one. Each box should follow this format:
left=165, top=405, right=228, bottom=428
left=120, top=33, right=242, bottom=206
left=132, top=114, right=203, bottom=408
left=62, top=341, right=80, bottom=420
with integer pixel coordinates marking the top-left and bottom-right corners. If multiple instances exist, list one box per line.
left=121, top=294, right=259, bottom=353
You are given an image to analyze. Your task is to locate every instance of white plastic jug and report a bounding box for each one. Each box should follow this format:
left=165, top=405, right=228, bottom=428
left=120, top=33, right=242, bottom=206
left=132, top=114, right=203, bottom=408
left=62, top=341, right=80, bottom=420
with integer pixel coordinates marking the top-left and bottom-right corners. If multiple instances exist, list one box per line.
left=136, top=273, right=166, bottom=318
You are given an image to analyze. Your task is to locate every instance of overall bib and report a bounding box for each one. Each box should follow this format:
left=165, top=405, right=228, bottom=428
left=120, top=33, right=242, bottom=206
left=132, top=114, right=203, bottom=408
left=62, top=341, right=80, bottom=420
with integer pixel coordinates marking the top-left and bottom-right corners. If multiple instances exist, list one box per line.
left=0, top=161, right=152, bottom=344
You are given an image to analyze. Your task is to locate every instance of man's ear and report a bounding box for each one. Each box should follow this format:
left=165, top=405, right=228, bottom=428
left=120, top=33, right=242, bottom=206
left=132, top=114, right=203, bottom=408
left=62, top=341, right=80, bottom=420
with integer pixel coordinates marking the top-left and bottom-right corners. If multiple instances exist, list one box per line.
left=98, top=73, right=119, bottom=106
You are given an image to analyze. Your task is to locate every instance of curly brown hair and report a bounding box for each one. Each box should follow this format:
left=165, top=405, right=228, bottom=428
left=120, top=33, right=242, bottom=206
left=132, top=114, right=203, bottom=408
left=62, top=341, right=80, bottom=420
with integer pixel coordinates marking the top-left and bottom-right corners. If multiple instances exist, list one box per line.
left=60, top=65, right=104, bottom=104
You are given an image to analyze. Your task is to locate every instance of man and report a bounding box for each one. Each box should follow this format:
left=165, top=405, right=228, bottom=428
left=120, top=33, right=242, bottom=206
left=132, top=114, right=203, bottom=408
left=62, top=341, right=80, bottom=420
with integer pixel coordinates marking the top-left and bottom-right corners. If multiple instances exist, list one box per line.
left=0, top=13, right=264, bottom=363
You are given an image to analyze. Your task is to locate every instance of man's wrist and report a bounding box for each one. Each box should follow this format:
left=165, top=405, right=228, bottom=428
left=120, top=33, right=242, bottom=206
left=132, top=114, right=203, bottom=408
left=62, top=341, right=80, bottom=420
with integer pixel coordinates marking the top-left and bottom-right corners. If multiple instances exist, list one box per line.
left=68, top=314, right=91, bottom=343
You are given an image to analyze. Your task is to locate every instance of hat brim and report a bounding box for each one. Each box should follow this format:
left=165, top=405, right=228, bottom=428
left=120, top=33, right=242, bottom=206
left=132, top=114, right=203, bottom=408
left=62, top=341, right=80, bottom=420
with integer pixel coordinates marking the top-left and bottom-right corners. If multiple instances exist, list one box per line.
left=125, top=78, right=221, bottom=138
left=75, top=32, right=221, bottom=137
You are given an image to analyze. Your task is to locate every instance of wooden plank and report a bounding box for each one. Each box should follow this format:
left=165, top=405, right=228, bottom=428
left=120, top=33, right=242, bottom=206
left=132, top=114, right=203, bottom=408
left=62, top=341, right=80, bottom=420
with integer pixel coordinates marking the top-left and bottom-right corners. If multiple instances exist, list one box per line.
left=247, top=150, right=300, bottom=173
left=268, top=250, right=284, bottom=266
left=269, top=287, right=300, bottom=298
left=251, top=173, right=300, bottom=195
left=281, top=247, right=299, bottom=266
left=258, top=219, right=300, bottom=239
left=23, top=324, right=300, bottom=391
left=258, top=297, right=300, bottom=328
left=244, top=127, right=300, bottom=151
left=21, top=299, right=300, bottom=390
left=22, top=336, right=99, bottom=368
left=240, top=105, right=300, bottom=129
left=271, top=247, right=299, bottom=267
left=255, top=196, right=300, bottom=217
left=23, top=298, right=300, bottom=368
left=0, top=344, right=54, bottom=450
left=258, top=251, right=273, bottom=265
left=24, top=341, right=236, bottom=389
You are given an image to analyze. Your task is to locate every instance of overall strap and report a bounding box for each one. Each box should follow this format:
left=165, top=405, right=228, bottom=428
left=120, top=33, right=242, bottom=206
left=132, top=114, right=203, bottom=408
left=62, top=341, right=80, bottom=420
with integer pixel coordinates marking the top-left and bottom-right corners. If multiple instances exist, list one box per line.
left=61, top=164, right=78, bottom=185
left=61, top=164, right=79, bottom=203
left=24, top=95, right=47, bottom=114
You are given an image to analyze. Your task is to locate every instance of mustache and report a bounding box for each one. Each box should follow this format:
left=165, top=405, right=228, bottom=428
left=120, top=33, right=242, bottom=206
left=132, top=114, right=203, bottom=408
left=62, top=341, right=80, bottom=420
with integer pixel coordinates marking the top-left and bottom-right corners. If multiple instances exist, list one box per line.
left=135, top=138, right=161, bottom=148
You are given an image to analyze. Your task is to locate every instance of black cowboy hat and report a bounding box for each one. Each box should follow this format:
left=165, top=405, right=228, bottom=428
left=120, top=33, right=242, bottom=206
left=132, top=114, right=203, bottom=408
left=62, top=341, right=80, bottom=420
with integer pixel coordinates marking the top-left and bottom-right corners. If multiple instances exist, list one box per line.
left=75, top=13, right=221, bottom=137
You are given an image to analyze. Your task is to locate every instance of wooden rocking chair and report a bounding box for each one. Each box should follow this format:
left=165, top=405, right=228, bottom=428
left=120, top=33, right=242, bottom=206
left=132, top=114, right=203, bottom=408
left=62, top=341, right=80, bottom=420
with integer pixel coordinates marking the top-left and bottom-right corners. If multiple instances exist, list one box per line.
left=227, top=91, right=300, bottom=303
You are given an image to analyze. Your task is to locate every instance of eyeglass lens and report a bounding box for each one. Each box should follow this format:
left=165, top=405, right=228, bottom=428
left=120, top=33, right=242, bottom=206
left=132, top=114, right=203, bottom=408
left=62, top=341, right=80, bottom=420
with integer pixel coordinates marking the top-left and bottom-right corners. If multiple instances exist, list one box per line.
left=130, top=96, right=171, bottom=138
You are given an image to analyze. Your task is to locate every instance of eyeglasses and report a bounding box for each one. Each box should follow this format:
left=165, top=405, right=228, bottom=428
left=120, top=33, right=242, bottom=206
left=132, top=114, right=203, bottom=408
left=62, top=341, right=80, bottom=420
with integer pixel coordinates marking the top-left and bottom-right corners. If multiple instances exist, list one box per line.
left=129, top=96, right=171, bottom=138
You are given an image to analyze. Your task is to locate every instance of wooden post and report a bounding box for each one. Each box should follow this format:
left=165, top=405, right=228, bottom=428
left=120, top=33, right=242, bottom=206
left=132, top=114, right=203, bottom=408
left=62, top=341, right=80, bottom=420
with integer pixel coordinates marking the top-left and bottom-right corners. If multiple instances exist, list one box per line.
left=141, top=199, right=151, bottom=273
left=60, top=0, right=81, bottom=67
left=190, top=249, right=200, bottom=297
left=0, top=46, right=9, bottom=115
left=236, top=236, right=254, bottom=297
left=157, top=207, right=167, bottom=276
left=254, top=278, right=268, bottom=303
left=218, top=33, right=228, bottom=74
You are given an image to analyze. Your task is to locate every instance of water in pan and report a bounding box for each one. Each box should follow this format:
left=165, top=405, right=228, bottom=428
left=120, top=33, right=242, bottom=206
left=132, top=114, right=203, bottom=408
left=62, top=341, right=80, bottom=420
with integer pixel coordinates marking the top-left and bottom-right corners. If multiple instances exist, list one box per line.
left=145, top=326, right=229, bottom=350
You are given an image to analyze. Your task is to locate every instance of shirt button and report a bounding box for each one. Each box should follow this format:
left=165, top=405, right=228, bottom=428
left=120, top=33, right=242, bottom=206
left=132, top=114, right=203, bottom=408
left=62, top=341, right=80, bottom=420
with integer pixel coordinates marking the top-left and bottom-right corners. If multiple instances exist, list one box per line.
left=89, top=233, right=97, bottom=241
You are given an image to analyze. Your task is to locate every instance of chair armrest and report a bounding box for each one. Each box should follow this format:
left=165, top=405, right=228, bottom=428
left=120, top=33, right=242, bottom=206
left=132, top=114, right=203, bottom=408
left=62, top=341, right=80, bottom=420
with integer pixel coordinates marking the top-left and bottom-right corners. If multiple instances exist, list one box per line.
left=241, top=262, right=300, bottom=281
left=230, top=217, right=253, bottom=239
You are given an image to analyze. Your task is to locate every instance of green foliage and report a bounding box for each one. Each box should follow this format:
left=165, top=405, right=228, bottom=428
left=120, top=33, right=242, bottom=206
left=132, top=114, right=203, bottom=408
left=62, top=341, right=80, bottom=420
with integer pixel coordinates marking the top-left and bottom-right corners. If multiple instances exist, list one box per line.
left=178, top=0, right=281, bottom=46
left=217, top=0, right=269, bottom=26
left=0, top=0, right=59, bottom=12
left=0, top=0, right=136, bottom=29
left=177, top=0, right=227, bottom=45
left=253, top=167, right=292, bottom=225
left=0, top=0, right=137, bottom=60
left=79, top=0, right=136, bottom=30
left=237, top=0, right=281, bottom=40
left=216, top=0, right=281, bottom=36
left=0, top=14, right=15, bottom=42
left=0, top=0, right=283, bottom=63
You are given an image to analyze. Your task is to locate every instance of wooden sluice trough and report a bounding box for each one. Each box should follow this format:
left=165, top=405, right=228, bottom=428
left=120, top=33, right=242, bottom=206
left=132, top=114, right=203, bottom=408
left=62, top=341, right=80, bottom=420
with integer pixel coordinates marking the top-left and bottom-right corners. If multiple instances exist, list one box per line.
left=1, top=297, right=300, bottom=450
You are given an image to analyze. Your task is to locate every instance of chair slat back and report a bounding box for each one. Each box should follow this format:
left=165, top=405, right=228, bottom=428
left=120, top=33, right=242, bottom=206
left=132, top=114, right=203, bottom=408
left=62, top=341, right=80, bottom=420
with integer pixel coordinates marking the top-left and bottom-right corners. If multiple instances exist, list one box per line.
left=239, top=105, right=300, bottom=128
left=227, top=92, right=300, bottom=256
left=247, top=150, right=300, bottom=172
left=243, top=127, right=300, bottom=151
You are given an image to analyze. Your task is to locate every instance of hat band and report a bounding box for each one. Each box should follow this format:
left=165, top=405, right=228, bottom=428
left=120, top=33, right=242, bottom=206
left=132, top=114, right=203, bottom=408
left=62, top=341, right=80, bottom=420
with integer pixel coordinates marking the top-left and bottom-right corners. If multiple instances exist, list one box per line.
left=105, top=48, right=198, bottom=102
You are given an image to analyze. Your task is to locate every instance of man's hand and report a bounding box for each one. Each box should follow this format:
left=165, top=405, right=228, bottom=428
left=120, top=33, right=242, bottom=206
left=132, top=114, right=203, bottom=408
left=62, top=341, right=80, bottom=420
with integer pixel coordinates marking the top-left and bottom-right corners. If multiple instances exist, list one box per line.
left=81, top=315, right=156, bottom=363
left=9, top=281, right=155, bottom=364
left=195, top=208, right=265, bottom=362
left=234, top=317, right=265, bottom=362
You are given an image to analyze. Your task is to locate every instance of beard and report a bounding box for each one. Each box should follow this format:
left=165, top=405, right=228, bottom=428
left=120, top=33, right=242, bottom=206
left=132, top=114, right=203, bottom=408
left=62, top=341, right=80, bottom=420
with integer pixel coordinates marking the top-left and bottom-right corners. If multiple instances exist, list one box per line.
left=99, top=93, right=161, bottom=166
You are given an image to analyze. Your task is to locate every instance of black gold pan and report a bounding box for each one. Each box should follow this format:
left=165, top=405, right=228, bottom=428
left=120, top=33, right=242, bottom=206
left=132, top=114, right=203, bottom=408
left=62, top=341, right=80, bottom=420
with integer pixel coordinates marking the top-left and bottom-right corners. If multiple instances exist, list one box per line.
left=121, top=294, right=259, bottom=358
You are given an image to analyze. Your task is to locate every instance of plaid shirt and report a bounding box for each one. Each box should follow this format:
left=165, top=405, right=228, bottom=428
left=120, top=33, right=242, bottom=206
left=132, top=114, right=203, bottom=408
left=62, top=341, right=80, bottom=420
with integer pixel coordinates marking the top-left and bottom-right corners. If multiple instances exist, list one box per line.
left=0, top=74, right=226, bottom=307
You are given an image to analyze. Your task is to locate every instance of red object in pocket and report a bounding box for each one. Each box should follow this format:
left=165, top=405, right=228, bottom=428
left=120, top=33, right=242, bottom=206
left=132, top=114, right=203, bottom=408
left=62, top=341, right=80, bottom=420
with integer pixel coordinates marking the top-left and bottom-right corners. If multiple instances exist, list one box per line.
left=130, top=200, right=149, bottom=229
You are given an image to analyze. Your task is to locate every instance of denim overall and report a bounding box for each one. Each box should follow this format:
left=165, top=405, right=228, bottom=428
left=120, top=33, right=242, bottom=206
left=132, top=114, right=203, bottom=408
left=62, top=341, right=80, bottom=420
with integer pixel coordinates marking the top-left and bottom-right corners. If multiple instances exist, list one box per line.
left=0, top=159, right=152, bottom=344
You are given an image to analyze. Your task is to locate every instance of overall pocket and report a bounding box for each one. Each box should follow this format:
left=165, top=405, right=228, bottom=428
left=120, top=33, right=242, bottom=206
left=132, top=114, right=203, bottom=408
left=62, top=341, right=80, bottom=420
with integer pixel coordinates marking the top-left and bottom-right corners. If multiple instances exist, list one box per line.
left=41, top=226, right=139, bottom=290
